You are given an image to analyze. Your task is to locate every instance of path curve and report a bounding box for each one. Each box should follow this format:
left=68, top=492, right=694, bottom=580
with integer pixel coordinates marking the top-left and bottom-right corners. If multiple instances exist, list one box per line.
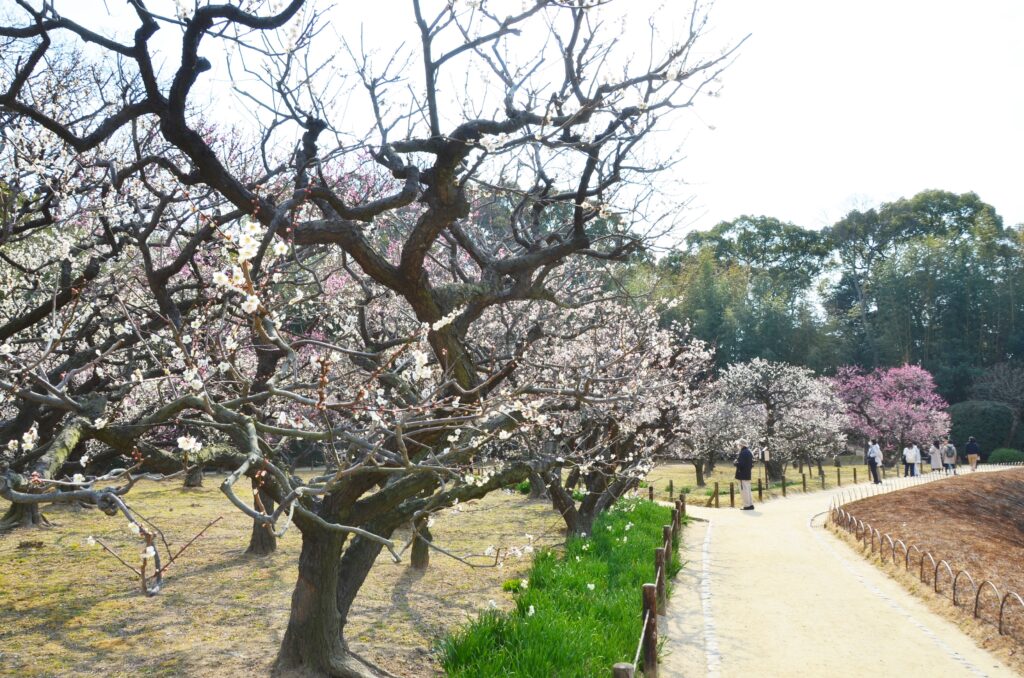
left=663, top=483, right=1019, bottom=677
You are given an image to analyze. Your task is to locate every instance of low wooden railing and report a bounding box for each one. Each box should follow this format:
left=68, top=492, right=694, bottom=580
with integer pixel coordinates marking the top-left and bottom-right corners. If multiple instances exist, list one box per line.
left=611, top=498, right=684, bottom=678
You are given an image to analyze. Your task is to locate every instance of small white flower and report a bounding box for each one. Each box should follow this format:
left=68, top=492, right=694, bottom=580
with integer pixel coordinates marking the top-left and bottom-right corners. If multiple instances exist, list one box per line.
left=527, top=605, right=535, bottom=616
left=6, top=440, right=18, bottom=452
left=92, top=418, right=107, bottom=430
left=587, top=583, right=595, bottom=591
left=212, top=270, right=230, bottom=287
left=0, top=343, right=13, bottom=355
left=71, top=473, right=85, bottom=484
left=128, top=522, right=141, bottom=535
left=84, top=536, right=96, bottom=547
left=80, top=453, right=91, bottom=467
left=181, top=334, right=192, bottom=345
left=520, top=579, right=529, bottom=589
left=273, top=240, right=290, bottom=256
left=241, top=294, right=260, bottom=314
left=141, top=545, right=156, bottom=560
left=218, top=361, right=231, bottom=374
left=177, top=436, right=202, bottom=453
left=488, top=599, right=498, bottom=609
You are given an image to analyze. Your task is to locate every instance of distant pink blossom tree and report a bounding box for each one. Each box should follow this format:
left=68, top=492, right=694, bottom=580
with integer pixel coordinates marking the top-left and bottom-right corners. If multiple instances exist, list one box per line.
left=833, top=365, right=950, bottom=453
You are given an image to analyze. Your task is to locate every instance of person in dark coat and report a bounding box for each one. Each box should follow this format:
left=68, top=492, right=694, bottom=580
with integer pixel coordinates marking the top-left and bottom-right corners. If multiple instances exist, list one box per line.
left=965, top=436, right=980, bottom=471
left=734, top=440, right=755, bottom=510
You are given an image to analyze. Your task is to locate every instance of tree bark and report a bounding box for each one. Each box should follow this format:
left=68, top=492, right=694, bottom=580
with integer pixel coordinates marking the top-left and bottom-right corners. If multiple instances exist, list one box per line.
left=765, top=459, right=783, bottom=482
left=246, top=483, right=277, bottom=555
left=410, top=515, right=431, bottom=570
left=0, top=501, right=47, bottom=531
left=527, top=471, right=549, bottom=499
left=274, top=530, right=382, bottom=678
left=183, top=464, right=204, bottom=488
left=692, top=460, right=705, bottom=488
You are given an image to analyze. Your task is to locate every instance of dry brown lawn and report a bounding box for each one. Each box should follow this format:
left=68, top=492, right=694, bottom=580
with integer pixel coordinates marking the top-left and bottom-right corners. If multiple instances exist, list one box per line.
left=839, top=468, right=1024, bottom=650
left=0, top=474, right=565, bottom=677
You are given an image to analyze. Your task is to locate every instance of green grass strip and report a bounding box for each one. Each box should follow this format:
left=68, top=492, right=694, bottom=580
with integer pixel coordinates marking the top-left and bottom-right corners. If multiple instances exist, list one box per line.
left=438, top=498, right=681, bottom=677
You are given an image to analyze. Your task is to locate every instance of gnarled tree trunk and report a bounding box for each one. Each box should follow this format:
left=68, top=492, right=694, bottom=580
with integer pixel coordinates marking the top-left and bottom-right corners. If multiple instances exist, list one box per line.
left=183, top=464, right=204, bottom=488
left=274, top=529, right=381, bottom=678
left=410, top=515, right=431, bottom=570
left=246, top=484, right=278, bottom=555
left=0, top=501, right=46, bottom=531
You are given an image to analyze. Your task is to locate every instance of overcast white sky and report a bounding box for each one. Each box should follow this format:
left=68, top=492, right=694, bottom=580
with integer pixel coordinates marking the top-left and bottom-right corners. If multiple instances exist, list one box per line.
left=55, top=0, right=1024, bottom=232
left=679, top=0, right=1024, bottom=231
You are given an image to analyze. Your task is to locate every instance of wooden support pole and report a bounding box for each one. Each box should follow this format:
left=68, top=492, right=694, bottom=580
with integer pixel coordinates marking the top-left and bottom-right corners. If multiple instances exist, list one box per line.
left=782, top=475, right=787, bottom=497
left=837, top=468, right=842, bottom=487
left=648, top=485, right=654, bottom=502
left=677, top=497, right=686, bottom=518
left=655, top=547, right=667, bottom=613
left=663, top=525, right=672, bottom=553
left=714, top=482, right=720, bottom=508
left=729, top=482, right=735, bottom=507
left=802, top=473, right=807, bottom=492
left=821, top=473, right=825, bottom=489
left=671, top=509, right=680, bottom=544
left=642, top=584, right=658, bottom=678
left=668, top=479, right=674, bottom=499
left=757, top=477, right=763, bottom=502
left=854, top=467, right=858, bottom=484
left=612, top=663, right=635, bottom=678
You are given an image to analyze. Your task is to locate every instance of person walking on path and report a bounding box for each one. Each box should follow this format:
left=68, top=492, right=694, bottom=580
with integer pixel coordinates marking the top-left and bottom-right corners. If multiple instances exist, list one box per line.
left=902, top=444, right=918, bottom=477
left=867, top=440, right=883, bottom=484
left=734, top=440, right=755, bottom=510
left=941, top=438, right=957, bottom=475
left=928, top=440, right=942, bottom=473
left=965, top=436, right=981, bottom=471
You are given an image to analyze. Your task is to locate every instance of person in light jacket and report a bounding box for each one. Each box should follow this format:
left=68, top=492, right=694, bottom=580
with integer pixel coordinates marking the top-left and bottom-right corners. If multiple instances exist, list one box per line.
left=867, top=440, right=883, bottom=484
left=902, top=444, right=918, bottom=477
left=941, top=438, right=957, bottom=475
left=928, top=441, right=942, bottom=473
left=734, top=440, right=755, bottom=510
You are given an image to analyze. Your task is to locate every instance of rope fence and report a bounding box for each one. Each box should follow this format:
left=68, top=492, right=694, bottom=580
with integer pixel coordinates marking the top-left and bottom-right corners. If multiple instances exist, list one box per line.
left=611, top=497, right=685, bottom=678
left=829, top=462, right=1024, bottom=640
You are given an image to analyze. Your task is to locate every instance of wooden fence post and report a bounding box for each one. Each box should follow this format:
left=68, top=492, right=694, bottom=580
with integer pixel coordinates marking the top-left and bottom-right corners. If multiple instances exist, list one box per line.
left=802, top=473, right=807, bottom=492
left=668, top=479, right=674, bottom=499
left=821, top=473, right=825, bottom=489
left=677, top=497, right=686, bottom=519
left=648, top=485, right=654, bottom=502
left=671, top=509, right=680, bottom=544
left=782, top=475, right=787, bottom=497
left=655, top=547, right=667, bottom=613
left=837, top=468, right=842, bottom=487
left=612, top=663, right=635, bottom=678
left=729, top=482, right=735, bottom=507
left=714, top=482, right=720, bottom=508
left=757, top=477, right=763, bottom=502
left=642, top=584, right=658, bottom=678
left=853, top=467, right=858, bottom=484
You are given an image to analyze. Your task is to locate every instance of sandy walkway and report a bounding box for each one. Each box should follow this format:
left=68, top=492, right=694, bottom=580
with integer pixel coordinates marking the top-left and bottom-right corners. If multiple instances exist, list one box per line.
left=663, top=484, right=1019, bottom=678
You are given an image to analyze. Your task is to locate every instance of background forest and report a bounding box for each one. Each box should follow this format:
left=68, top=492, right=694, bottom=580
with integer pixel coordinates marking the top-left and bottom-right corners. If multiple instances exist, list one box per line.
left=631, top=189, right=1024, bottom=450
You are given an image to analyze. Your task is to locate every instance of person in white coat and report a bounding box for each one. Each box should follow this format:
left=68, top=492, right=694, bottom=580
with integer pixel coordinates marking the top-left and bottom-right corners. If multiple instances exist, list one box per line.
left=928, top=441, right=942, bottom=472
left=867, top=440, right=883, bottom=484
left=902, top=444, right=918, bottom=477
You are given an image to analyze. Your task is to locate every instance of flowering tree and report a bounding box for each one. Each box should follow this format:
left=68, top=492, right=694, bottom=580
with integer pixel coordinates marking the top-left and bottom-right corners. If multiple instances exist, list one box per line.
left=0, top=1, right=740, bottom=675
left=674, top=394, right=754, bottom=487
left=717, top=359, right=847, bottom=481
left=833, top=364, right=949, bottom=454
left=506, top=300, right=712, bottom=535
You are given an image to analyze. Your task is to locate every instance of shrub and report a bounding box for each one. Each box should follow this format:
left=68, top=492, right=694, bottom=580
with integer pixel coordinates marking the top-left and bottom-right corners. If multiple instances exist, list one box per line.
left=988, top=448, right=1024, bottom=464
left=515, top=480, right=531, bottom=495
left=948, top=400, right=1018, bottom=458
left=439, top=499, right=680, bottom=677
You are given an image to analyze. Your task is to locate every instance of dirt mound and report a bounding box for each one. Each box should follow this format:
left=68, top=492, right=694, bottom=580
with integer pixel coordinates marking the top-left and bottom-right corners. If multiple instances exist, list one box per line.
left=846, top=469, right=1024, bottom=639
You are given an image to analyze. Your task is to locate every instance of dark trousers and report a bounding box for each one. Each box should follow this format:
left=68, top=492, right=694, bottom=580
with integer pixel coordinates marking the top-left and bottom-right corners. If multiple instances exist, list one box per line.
left=903, top=462, right=915, bottom=477
left=868, top=460, right=881, bottom=484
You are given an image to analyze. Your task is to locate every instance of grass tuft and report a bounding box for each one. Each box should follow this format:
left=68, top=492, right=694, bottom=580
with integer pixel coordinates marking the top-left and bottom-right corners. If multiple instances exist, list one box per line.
left=438, top=498, right=680, bottom=677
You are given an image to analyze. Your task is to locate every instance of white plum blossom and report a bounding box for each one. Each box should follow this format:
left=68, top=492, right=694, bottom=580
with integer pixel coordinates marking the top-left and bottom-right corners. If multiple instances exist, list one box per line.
left=177, top=435, right=203, bottom=454
left=241, top=295, right=260, bottom=314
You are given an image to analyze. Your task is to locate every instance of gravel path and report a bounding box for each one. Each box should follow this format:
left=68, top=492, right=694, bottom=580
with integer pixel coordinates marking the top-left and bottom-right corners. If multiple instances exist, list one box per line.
left=662, top=483, right=1019, bottom=677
